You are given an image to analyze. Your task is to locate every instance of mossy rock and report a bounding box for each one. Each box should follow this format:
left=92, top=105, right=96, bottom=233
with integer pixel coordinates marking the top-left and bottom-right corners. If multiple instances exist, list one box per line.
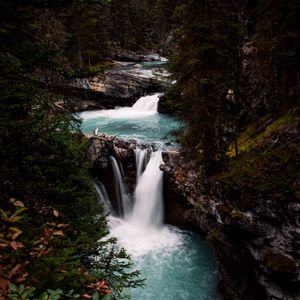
left=264, top=249, right=296, bottom=274
left=206, top=228, right=220, bottom=242
left=227, top=107, right=300, bottom=157
left=220, top=115, right=300, bottom=207
left=218, top=204, right=245, bottom=219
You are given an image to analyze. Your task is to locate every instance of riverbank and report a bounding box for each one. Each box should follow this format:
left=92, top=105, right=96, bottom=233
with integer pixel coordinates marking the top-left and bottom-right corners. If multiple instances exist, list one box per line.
left=161, top=110, right=300, bottom=300
left=53, top=55, right=172, bottom=113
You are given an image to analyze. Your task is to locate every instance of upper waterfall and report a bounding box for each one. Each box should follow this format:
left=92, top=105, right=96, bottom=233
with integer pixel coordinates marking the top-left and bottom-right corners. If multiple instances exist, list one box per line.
left=131, top=94, right=160, bottom=112
left=79, top=93, right=181, bottom=146
left=80, top=93, right=160, bottom=120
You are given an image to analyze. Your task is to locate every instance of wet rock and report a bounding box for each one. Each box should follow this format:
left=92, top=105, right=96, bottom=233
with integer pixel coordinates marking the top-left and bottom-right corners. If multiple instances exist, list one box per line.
left=160, top=149, right=300, bottom=300
left=58, top=69, right=170, bottom=112
left=86, top=133, right=138, bottom=210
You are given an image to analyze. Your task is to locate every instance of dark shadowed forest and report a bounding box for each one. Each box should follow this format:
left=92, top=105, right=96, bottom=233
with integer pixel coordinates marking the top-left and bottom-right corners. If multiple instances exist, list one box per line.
left=1, top=0, right=299, bottom=299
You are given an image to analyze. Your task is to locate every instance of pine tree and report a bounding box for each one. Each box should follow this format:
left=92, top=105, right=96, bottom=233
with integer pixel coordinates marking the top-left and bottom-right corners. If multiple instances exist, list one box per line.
left=169, top=0, right=245, bottom=172
left=0, top=0, right=142, bottom=297
left=66, top=1, right=111, bottom=68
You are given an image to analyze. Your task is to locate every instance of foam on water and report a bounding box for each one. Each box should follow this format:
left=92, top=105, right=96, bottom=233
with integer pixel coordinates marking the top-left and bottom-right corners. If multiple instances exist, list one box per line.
left=108, top=218, right=183, bottom=258
left=108, top=218, right=221, bottom=300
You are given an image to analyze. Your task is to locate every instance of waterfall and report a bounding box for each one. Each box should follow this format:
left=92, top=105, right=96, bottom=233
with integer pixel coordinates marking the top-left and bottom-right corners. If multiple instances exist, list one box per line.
left=130, top=150, right=164, bottom=228
left=108, top=149, right=175, bottom=257
left=110, top=156, right=132, bottom=217
left=80, top=93, right=160, bottom=122
left=135, top=147, right=149, bottom=180
left=131, top=94, right=160, bottom=112
left=109, top=149, right=164, bottom=227
left=94, top=181, right=113, bottom=215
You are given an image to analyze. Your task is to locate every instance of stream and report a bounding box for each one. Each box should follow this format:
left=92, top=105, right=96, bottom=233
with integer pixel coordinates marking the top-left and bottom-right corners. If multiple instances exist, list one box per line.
left=80, top=94, right=180, bottom=148
left=79, top=59, right=222, bottom=300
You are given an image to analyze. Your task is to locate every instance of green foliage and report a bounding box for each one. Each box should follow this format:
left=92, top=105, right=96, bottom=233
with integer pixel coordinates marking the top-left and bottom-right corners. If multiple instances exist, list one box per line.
left=66, top=1, right=112, bottom=68
left=66, top=63, right=114, bottom=78
left=219, top=110, right=300, bottom=210
left=167, top=0, right=244, bottom=174
left=8, top=284, right=36, bottom=300
left=0, top=1, right=143, bottom=299
left=8, top=284, right=86, bottom=300
left=1, top=201, right=143, bottom=299
left=206, top=228, right=220, bottom=243
left=109, top=0, right=154, bottom=50
left=227, top=107, right=299, bottom=157
left=167, top=0, right=300, bottom=178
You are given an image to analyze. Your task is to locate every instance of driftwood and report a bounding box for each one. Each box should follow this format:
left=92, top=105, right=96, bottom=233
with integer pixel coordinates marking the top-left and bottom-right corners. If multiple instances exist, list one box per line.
left=93, top=129, right=122, bottom=160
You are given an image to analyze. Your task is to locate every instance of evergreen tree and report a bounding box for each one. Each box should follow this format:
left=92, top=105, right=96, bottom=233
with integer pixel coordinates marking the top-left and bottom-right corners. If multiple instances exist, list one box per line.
left=153, top=0, right=179, bottom=42
left=0, top=0, right=142, bottom=298
left=169, top=0, right=244, bottom=172
left=245, top=0, right=300, bottom=117
left=110, top=0, right=134, bottom=49
left=66, top=1, right=111, bottom=68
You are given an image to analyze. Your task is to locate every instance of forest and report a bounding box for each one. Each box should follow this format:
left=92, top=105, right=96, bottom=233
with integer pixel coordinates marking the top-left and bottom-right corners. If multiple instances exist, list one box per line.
left=1, top=0, right=299, bottom=299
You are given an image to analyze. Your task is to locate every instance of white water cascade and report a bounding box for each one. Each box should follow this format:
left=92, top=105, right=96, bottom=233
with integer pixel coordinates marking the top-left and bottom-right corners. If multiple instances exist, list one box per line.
left=94, top=181, right=114, bottom=215
left=131, top=94, right=160, bottom=112
left=106, top=151, right=220, bottom=299
left=108, top=149, right=181, bottom=257
left=80, top=93, right=160, bottom=120
left=130, top=150, right=164, bottom=228
left=135, top=147, right=148, bottom=180
left=110, top=156, right=132, bottom=217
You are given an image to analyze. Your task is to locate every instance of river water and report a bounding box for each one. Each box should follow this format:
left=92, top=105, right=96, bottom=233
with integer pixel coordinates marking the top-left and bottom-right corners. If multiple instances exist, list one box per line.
left=80, top=94, right=180, bottom=148
left=79, top=64, right=221, bottom=300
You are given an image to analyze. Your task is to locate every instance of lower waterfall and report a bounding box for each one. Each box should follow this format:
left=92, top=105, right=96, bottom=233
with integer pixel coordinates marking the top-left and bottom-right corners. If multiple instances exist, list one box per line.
left=110, top=156, right=132, bottom=217
left=105, top=149, right=221, bottom=299
left=135, top=147, right=148, bottom=180
left=108, top=148, right=181, bottom=255
left=130, top=150, right=164, bottom=228
left=94, top=181, right=113, bottom=215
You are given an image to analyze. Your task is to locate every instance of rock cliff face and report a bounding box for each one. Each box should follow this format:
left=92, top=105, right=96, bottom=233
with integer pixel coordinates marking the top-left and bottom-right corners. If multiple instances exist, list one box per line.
left=88, top=70, right=169, bottom=100
left=85, top=111, right=300, bottom=300
left=161, top=113, right=300, bottom=300
left=86, top=134, right=138, bottom=211
left=157, top=94, right=178, bottom=114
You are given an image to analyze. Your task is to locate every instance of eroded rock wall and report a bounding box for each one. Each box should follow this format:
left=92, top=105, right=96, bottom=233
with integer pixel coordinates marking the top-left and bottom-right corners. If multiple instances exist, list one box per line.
left=161, top=132, right=300, bottom=300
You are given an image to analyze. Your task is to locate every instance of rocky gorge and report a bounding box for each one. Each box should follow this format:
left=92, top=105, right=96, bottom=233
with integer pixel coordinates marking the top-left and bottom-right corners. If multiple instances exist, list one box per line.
left=84, top=110, right=300, bottom=300
left=76, top=53, right=300, bottom=300
left=3, top=1, right=299, bottom=299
